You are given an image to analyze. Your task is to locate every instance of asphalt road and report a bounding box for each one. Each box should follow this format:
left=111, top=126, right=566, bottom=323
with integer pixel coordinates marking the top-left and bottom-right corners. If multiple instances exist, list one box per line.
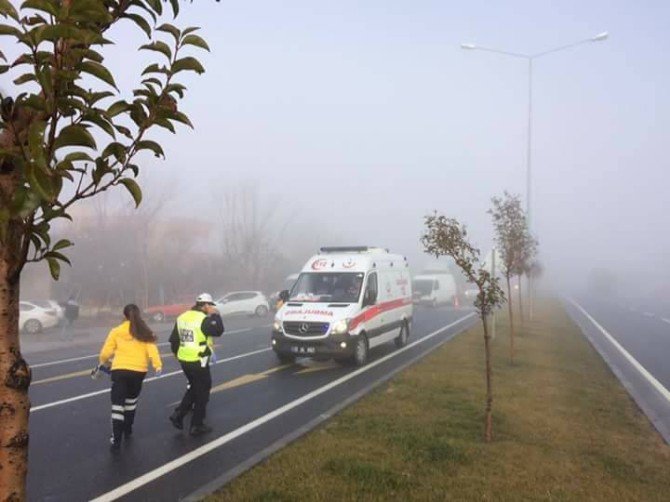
left=565, top=295, right=670, bottom=443
left=25, top=306, right=477, bottom=501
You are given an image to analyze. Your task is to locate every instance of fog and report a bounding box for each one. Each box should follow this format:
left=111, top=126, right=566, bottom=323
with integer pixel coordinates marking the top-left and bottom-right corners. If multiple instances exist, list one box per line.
left=20, top=0, right=670, bottom=304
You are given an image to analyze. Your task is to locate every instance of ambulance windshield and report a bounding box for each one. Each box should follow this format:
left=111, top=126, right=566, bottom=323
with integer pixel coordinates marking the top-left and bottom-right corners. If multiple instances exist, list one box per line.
left=290, top=272, right=365, bottom=303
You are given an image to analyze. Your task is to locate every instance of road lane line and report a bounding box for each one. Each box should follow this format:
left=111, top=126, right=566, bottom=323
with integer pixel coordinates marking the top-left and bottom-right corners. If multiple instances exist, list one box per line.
left=32, top=353, right=174, bottom=385
left=32, top=369, right=91, bottom=385
left=662, top=318, right=670, bottom=326
left=568, top=298, right=670, bottom=404
left=169, top=364, right=296, bottom=406
left=90, top=313, right=475, bottom=502
left=28, top=328, right=254, bottom=369
left=31, top=347, right=271, bottom=412
left=211, top=374, right=268, bottom=393
left=294, top=361, right=340, bottom=375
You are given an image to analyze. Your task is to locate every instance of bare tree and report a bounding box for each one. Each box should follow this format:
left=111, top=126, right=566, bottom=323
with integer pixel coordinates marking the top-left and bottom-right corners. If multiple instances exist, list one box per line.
left=215, top=183, right=293, bottom=291
left=422, top=213, right=505, bottom=442
left=125, top=177, right=173, bottom=309
left=489, top=192, right=527, bottom=364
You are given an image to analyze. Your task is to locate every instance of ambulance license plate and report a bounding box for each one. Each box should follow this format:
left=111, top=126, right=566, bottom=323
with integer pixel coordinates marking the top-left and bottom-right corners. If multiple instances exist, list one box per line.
left=291, top=345, right=315, bottom=354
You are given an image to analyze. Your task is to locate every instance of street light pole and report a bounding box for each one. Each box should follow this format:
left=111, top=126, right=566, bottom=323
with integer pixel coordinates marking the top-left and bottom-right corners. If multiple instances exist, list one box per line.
left=461, top=32, right=608, bottom=230
left=526, top=57, right=532, bottom=226
left=461, top=32, right=608, bottom=317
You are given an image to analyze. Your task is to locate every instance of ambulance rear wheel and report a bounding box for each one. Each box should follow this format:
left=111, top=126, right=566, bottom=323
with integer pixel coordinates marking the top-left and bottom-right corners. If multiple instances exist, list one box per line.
left=351, top=334, right=369, bottom=367
left=395, top=321, right=409, bottom=348
left=276, top=352, right=295, bottom=364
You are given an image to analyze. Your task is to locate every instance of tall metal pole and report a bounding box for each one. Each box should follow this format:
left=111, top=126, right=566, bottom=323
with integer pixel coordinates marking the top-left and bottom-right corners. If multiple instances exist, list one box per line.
left=527, top=58, right=534, bottom=319
left=526, top=58, right=533, bottom=227
left=461, top=32, right=608, bottom=321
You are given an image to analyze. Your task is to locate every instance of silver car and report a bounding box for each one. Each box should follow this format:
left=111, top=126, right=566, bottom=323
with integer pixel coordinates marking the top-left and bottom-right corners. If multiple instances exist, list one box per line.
left=215, top=291, right=270, bottom=317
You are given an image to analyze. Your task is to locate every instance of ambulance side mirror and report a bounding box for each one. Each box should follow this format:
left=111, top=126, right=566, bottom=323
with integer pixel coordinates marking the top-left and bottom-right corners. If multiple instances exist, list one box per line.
left=363, top=290, right=376, bottom=307
left=279, top=290, right=290, bottom=302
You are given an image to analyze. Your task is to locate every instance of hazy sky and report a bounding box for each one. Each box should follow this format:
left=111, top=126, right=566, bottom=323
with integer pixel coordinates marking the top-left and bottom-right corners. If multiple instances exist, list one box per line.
left=12, top=0, right=670, bottom=293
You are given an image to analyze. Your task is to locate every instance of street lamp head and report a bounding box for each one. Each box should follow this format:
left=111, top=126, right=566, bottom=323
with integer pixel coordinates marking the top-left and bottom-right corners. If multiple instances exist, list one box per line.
left=460, top=43, right=477, bottom=50
left=591, top=31, right=609, bottom=42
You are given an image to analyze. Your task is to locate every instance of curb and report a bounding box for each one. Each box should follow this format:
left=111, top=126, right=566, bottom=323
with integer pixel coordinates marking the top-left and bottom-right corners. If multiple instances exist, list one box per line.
left=563, top=298, right=670, bottom=445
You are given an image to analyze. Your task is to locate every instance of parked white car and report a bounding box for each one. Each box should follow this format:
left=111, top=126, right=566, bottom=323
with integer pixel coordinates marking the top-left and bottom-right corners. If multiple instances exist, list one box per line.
left=20, top=301, right=60, bottom=334
left=33, top=300, right=65, bottom=323
left=215, top=291, right=270, bottom=317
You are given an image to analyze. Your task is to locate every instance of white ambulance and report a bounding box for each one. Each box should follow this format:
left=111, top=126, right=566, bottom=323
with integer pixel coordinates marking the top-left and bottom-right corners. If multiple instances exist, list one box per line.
left=271, top=247, right=413, bottom=366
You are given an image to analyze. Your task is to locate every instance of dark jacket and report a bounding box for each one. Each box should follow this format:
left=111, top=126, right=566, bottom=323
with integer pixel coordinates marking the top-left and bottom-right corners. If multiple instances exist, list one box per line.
left=169, top=308, right=224, bottom=356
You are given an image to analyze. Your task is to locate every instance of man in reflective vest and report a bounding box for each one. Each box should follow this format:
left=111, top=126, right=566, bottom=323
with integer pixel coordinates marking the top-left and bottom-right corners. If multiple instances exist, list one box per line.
left=169, top=293, right=224, bottom=436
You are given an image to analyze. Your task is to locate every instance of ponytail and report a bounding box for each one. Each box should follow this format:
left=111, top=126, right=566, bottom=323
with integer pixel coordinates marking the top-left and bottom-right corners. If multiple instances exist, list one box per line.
left=123, top=304, right=156, bottom=343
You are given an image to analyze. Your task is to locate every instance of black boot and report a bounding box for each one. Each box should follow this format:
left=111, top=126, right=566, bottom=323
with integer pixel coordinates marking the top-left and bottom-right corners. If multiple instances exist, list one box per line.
left=169, top=410, right=184, bottom=430
left=110, top=435, right=121, bottom=452
left=189, top=424, right=212, bottom=437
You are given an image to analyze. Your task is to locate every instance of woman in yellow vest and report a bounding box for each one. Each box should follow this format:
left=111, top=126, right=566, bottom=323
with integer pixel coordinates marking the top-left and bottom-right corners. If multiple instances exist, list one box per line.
left=98, top=304, right=162, bottom=451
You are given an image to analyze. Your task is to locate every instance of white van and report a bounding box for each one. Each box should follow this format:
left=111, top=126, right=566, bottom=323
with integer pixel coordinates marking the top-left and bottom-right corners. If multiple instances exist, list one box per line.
left=412, top=273, right=457, bottom=307
left=271, top=247, right=413, bottom=366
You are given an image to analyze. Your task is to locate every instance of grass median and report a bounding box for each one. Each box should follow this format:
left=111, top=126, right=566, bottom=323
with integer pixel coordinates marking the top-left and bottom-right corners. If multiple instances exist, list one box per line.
left=211, top=299, right=670, bottom=501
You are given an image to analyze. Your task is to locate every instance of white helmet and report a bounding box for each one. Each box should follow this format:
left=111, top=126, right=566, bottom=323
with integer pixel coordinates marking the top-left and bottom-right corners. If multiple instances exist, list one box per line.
left=196, top=293, right=215, bottom=305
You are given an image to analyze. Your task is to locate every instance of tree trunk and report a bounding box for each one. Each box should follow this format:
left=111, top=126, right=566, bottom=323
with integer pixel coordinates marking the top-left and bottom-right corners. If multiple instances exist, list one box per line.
left=528, top=273, right=534, bottom=321
left=0, top=259, right=31, bottom=501
left=506, top=274, right=515, bottom=364
left=482, top=315, right=493, bottom=442
left=517, top=276, right=524, bottom=322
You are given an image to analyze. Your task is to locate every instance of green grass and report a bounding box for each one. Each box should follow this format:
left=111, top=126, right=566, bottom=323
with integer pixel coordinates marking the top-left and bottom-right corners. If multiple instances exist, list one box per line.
left=210, top=299, right=670, bottom=501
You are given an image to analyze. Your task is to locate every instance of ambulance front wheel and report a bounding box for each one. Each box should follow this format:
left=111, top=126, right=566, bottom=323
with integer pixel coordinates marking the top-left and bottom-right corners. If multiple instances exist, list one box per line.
left=351, top=334, right=369, bottom=367
left=394, top=320, right=410, bottom=348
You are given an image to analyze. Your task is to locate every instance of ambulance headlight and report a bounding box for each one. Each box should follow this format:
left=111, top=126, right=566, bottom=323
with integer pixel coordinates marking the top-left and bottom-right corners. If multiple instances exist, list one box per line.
left=273, top=319, right=282, bottom=332
left=331, top=319, right=349, bottom=335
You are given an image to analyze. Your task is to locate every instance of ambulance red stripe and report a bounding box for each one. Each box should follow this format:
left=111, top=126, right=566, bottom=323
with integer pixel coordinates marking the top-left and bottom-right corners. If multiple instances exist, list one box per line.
left=348, top=297, right=413, bottom=331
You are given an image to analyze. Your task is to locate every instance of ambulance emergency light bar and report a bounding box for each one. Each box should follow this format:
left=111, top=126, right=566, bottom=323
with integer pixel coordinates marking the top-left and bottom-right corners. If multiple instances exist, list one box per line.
left=319, top=246, right=389, bottom=254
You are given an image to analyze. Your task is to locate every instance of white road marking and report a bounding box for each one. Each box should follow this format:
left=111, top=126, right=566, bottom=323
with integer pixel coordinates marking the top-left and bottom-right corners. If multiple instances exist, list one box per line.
left=31, top=347, right=271, bottom=412
left=643, top=312, right=655, bottom=318
left=90, top=313, right=475, bottom=501
left=661, top=318, right=670, bottom=326
left=28, top=328, right=254, bottom=369
left=568, top=299, right=670, bottom=404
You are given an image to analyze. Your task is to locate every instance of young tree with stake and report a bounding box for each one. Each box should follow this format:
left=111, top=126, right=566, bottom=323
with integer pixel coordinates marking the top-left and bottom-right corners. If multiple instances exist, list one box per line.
left=422, top=213, right=505, bottom=442
left=489, top=192, right=526, bottom=364
left=0, top=0, right=209, bottom=497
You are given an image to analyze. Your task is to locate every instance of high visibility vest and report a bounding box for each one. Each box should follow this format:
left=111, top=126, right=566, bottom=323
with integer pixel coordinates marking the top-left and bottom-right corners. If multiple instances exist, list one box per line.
left=176, top=310, right=210, bottom=362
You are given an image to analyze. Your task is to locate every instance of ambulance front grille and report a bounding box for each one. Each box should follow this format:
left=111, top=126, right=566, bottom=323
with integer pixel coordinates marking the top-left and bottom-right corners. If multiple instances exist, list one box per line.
left=283, top=321, right=330, bottom=337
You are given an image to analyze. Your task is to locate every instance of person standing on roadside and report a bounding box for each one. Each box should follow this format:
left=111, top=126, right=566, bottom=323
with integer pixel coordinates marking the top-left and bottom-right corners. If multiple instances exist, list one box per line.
left=169, top=293, right=224, bottom=436
left=60, top=294, right=79, bottom=340
left=97, top=304, right=162, bottom=451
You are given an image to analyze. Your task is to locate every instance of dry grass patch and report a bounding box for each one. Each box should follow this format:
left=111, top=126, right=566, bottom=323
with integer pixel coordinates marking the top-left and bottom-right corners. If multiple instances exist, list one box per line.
left=211, top=300, right=670, bottom=501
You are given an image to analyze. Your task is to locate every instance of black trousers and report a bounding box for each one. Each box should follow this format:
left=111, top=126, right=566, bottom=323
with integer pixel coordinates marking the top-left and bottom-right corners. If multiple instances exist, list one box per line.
left=175, top=361, right=212, bottom=427
left=110, top=370, right=146, bottom=442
